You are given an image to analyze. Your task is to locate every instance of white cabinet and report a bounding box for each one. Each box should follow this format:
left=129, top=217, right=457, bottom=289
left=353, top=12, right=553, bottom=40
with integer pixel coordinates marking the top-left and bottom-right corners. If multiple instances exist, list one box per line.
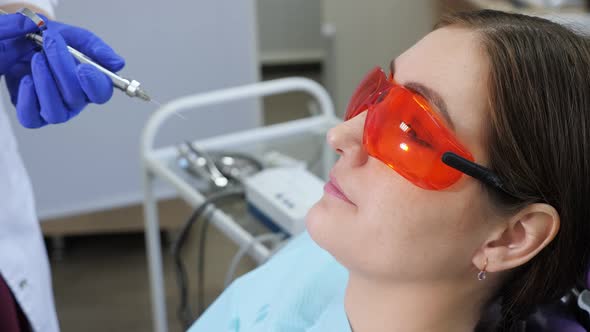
left=257, top=0, right=323, bottom=65
left=321, top=0, right=437, bottom=115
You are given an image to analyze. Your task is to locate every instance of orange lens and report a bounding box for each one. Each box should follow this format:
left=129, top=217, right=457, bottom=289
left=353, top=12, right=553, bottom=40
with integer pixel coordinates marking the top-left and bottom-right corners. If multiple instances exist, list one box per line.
left=364, top=85, right=474, bottom=189
left=345, top=68, right=475, bottom=190
left=345, top=67, right=391, bottom=121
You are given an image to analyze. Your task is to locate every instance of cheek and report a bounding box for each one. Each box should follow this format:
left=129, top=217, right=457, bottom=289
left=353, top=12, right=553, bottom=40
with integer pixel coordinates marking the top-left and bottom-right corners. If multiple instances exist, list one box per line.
left=357, top=181, right=443, bottom=262
left=306, top=192, right=358, bottom=255
left=307, top=161, right=430, bottom=271
left=307, top=156, right=490, bottom=280
left=355, top=183, right=488, bottom=279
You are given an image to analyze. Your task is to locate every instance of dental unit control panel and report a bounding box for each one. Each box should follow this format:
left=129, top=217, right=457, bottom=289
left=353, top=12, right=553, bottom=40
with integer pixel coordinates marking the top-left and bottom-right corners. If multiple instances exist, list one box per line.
left=244, top=167, right=325, bottom=236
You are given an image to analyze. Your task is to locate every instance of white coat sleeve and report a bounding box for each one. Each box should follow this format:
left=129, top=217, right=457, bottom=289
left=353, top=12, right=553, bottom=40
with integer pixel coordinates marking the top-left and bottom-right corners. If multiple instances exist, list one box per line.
left=0, top=0, right=57, bottom=18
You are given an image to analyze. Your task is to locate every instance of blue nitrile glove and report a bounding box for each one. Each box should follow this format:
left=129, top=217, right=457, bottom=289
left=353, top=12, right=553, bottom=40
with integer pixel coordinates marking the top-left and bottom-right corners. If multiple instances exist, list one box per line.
left=2, top=14, right=125, bottom=128
left=0, top=14, right=37, bottom=74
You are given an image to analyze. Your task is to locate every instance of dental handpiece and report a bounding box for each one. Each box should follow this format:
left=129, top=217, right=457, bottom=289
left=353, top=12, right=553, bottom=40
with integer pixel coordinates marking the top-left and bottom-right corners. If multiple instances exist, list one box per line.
left=0, top=8, right=152, bottom=102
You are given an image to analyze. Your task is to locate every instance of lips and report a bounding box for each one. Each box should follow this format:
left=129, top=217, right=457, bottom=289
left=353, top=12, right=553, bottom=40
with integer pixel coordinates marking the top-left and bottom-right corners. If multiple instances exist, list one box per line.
left=324, top=175, right=355, bottom=205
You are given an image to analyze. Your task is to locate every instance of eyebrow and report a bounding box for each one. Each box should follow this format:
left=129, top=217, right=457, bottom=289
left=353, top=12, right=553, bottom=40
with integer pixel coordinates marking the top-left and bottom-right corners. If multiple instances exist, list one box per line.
left=390, top=60, right=455, bottom=130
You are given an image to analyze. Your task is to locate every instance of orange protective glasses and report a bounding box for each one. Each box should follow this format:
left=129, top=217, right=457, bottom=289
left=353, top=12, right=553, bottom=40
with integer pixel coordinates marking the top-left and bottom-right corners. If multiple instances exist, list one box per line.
left=345, top=67, right=509, bottom=192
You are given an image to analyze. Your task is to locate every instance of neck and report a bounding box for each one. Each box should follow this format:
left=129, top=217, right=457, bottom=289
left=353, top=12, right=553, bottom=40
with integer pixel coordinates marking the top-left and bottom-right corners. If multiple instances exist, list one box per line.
left=344, top=272, right=484, bottom=332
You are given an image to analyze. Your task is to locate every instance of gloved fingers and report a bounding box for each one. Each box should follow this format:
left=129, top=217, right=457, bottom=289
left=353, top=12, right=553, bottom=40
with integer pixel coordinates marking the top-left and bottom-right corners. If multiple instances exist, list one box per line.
left=5, top=57, right=34, bottom=105
left=15, top=75, right=46, bottom=128
left=31, top=52, right=72, bottom=124
left=0, top=37, right=36, bottom=73
left=0, top=13, right=39, bottom=40
left=42, top=28, right=86, bottom=110
left=56, top=23, right=125, bottom=72
left=77, top=63, right=113, bottom=104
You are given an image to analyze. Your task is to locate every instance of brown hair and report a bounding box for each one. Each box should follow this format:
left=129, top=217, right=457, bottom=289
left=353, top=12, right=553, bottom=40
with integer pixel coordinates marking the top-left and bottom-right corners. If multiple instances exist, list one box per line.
left=437, top=10, right=590, bottom=332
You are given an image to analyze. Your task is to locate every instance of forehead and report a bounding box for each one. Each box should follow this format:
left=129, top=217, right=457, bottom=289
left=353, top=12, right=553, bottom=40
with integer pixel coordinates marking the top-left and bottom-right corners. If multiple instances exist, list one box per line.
left=394, top=27, right=490, bottom=162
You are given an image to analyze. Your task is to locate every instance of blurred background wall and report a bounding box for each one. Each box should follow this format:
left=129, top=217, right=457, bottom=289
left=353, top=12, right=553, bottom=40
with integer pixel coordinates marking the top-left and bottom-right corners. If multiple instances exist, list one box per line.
left=257, top=0, right=323, bottom=65
left=321, top=0, right=437, bottom=116
left=3, top=0, right=439, bottom=221
left=2, top=0, right=261, bottom=220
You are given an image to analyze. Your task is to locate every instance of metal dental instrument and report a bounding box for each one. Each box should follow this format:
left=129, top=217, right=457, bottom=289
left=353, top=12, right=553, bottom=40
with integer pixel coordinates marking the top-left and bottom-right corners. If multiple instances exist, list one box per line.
left=177, top=142, right=230, bottom=189
left=1, top=8, right=152, bottom=102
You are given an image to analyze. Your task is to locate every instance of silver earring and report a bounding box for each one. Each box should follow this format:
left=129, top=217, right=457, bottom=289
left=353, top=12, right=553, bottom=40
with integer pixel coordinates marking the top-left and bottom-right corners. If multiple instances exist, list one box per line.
left=477, top=258, right=488, bottom=281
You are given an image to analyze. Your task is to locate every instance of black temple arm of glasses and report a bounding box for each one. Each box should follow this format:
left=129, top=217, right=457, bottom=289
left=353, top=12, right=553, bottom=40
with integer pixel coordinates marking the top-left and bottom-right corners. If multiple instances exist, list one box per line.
left=442, top=152, right=512, bottom=196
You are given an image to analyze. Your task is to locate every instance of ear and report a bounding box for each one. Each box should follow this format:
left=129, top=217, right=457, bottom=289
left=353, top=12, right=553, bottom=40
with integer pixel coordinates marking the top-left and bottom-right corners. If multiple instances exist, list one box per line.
left=473, top=203, right=560, bottom=273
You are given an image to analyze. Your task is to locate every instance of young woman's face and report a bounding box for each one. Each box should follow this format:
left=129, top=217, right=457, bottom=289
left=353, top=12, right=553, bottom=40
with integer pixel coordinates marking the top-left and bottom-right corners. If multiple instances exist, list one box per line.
left=306, top=27, right=497, bottom=283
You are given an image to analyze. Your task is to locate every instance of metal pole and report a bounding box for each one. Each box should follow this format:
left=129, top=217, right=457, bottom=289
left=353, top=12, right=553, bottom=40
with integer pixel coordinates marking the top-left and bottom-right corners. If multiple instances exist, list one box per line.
left=142, top=169, right=168, bottom=332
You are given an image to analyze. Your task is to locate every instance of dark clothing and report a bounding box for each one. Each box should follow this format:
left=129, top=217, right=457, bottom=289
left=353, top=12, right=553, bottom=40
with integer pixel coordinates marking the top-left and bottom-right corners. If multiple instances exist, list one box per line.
left=0, top=275, right=30, bottom=332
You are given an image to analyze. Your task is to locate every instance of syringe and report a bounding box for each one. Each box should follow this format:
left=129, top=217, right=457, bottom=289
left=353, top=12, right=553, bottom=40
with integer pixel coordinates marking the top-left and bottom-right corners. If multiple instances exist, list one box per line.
left=0, top=8, right=152, bottom=102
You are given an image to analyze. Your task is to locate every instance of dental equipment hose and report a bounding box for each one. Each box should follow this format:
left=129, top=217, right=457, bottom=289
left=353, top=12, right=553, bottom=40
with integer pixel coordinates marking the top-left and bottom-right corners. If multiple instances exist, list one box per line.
left=171, top=189, right=245, bottom=328
left=0, top=8, right=152, bottom=101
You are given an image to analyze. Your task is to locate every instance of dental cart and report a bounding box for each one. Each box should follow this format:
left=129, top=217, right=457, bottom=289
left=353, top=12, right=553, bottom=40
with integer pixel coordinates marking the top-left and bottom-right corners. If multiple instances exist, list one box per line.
left=141, top=78, right=340, bottom=332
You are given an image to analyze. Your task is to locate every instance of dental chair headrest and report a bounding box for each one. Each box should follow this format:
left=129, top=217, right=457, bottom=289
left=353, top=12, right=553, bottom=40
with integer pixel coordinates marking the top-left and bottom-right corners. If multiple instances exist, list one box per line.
left=544, top=312, right=587, bottom=332
left=532, top=261, right=590, bottom=332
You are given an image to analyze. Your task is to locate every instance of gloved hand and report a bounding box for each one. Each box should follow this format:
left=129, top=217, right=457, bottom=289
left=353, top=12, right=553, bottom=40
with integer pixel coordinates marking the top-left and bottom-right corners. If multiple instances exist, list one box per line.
left=1, top=13, right=125, bottom=128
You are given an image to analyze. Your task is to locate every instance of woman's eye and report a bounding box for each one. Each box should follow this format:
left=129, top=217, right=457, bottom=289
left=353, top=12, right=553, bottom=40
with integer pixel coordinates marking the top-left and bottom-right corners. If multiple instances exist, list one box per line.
left=408, top=131, right=433, bottom=148
left=400, top=122, right=433, bottom=149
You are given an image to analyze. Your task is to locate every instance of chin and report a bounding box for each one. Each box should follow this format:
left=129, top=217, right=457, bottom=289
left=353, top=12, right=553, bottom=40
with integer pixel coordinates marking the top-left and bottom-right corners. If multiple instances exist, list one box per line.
left=305, top=198, right=359, bottom=272
left=305, top=196, right=330, bottom=246
left=305, top=194, right=347, bottom=256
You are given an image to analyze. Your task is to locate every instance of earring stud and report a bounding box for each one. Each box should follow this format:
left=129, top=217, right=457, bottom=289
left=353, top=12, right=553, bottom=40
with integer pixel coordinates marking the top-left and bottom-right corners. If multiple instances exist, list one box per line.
left=477, top=258, right=488, bottom=281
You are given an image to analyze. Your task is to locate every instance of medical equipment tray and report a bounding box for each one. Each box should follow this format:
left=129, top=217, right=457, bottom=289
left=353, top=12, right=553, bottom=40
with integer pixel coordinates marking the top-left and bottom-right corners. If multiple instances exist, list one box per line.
left=140, top=77, right=339, bottom=332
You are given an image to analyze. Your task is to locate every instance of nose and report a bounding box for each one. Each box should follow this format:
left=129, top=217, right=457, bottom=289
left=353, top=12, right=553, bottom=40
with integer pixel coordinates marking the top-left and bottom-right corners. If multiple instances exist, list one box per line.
left=326, top=111, right=369, bottom=167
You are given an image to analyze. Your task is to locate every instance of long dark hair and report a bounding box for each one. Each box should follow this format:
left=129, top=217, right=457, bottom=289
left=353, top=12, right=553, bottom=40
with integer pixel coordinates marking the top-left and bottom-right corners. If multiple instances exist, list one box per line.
left=437, top=10, right=590, bottom=332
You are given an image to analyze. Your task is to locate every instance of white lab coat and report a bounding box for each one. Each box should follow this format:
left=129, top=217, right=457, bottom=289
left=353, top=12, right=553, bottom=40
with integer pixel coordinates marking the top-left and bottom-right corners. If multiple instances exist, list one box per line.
left=0, top=1, right=60, bottom=331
